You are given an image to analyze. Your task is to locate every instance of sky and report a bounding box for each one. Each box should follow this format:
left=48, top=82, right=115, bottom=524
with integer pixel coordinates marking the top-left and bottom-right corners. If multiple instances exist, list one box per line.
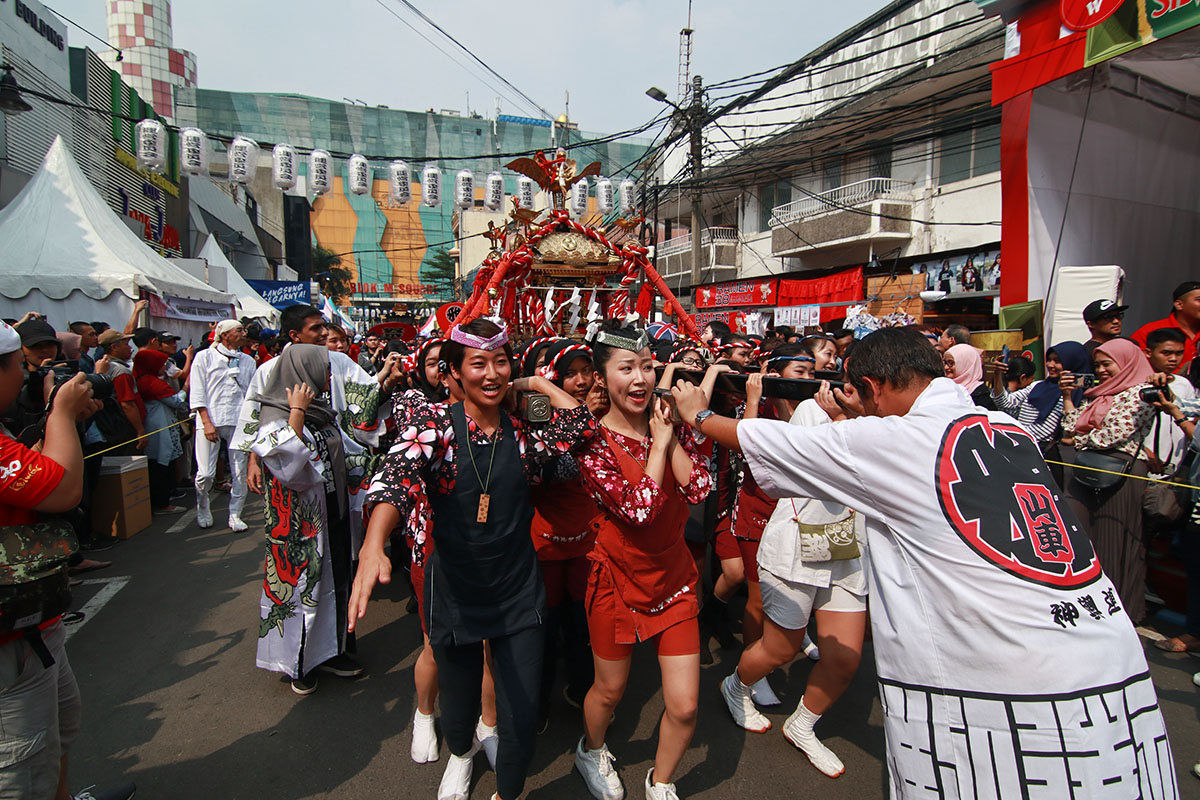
left=49, top=0, right=889, bottom=135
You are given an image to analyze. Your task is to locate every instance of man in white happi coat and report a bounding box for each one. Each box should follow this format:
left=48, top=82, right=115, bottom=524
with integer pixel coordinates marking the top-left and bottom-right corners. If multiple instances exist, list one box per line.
left=672, top=326, right=1176, bottom=799
left=191, top=319, right=256, bottom=531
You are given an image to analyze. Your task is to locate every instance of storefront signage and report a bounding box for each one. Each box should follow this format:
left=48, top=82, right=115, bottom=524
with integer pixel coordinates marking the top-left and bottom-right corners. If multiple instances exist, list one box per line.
left=694, top=310, right=747, bottom=333
left=352, top=282, right=438, bottom=296
left=694, top=279, right=777, bottom=309
left=118, top=184, right=180, bottom=253
left=1084, top=0, right=1200, bottom=64
left=1061, top=0, right=1122, bottom=30
left=114, top=147, right=178, bottom=198
left=246, top=279, right=310, bottom=309
left=148, top=294, right=231, bottom=323
left=2, top=0, right=65, bottom=50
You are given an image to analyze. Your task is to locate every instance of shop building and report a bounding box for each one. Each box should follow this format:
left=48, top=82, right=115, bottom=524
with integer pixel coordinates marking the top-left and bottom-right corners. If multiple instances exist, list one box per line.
left=101, top=0, right=197, bottom=123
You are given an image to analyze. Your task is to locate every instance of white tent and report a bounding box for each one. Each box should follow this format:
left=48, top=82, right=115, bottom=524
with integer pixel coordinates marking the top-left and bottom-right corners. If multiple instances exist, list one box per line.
left=0, top=136, right=232, bottom=340
left=195, top=234, right=279, bottom=326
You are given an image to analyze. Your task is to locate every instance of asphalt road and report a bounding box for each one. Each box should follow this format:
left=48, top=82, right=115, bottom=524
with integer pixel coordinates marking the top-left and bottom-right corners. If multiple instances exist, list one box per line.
left=61, top=492, right=1200, bottom=799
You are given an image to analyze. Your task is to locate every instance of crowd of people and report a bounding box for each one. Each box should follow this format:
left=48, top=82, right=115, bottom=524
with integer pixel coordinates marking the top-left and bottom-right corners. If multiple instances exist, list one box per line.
left=4, top=280, right=1200, bottom=798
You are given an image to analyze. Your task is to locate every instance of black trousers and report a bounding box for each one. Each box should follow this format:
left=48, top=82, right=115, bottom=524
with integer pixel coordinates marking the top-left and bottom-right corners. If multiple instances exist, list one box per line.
left=433, top=625, right=544, bottom=800
left=325, top=491, right=356, bottom=657
left=148, top=461, right=174, bottom=509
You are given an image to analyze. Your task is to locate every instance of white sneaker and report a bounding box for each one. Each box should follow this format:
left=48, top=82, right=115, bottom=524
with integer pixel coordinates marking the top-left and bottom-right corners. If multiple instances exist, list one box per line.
left=802, top=632, right=820, bottom=661
left=1193, top=671, right=1200, bottom=688
left=783, top=703, right=845, bottom=778
left=475, top=718, right=499, bottom=771
left=437, top=744, right=478, bottom=800
left=574, top=736, right=625, bottom=800
left=643, top=768, right=680, bottom=800
left=720, top=672, right=771, bottom=733
left=751, top=676, right=781, bottom=707
left=196, top=508, right=213, bottom=528
left=228, top=514, right=248, bottom=532
left=411, top=709, right=439, bottom=763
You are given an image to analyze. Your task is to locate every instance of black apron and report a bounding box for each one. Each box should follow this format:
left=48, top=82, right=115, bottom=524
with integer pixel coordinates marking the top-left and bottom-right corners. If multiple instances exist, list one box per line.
left=425, top=403, right=545, bottom=646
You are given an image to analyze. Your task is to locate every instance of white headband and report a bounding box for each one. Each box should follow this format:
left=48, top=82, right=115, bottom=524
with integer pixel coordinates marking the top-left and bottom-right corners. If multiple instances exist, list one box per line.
left=0, top=322, right=18, bottom=356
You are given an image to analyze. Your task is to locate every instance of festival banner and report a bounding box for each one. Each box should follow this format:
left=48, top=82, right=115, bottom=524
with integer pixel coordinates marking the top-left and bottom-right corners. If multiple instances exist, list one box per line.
left=1084, top=0, right=1200, bottom=65
left=148, top=294, right=232, bottom=323
left=246, top=280, right=311, bottom=309
left=694, top=310, right=747, bottom=333
left=694, top=279, right=777, bottom=309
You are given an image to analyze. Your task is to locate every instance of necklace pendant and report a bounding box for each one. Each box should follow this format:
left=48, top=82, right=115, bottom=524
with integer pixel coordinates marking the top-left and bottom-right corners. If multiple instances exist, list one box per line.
left=477, top=493, right=491, bottom=524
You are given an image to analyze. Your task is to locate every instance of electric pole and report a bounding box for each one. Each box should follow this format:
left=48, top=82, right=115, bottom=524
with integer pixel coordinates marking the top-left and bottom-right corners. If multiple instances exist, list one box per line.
left=688, top=74, right=704, bottom=293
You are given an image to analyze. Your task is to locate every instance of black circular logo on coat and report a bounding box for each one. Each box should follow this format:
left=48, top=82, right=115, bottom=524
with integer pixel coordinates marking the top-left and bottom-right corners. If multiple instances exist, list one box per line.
left=935, top=415, right=1102, bottom=589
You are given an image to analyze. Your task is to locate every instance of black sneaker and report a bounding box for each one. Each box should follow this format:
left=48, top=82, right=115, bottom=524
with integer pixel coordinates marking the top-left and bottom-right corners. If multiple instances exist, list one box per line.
left=72, top=783, right=136, bottom=800
left=81, top=536, right=117, bottom=553
left=291, top=673, right=318, bottom=695
left=317, top=654, right=365, bottom=678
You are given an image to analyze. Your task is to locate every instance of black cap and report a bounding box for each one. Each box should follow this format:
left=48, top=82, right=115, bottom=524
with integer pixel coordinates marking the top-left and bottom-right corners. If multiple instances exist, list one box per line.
left=158, top=330, right=181, bottom=341
left=1083, top=299, right=1129, bottom=322
left=1173, top=281, right=1200, bottom=302
left=16, top=318, right=58, bottom=347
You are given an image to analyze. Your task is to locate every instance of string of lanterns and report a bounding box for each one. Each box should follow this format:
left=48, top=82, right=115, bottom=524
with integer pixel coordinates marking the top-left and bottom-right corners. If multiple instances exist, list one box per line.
left=134, top=118, right=639, bottom=216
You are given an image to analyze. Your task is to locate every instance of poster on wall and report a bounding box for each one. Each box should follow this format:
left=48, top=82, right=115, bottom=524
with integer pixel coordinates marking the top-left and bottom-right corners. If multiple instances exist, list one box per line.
left=1084, top=0, right=1200, bottom=66
left=911, top=250, right=1000, bottom=294
left=246, top=279, right=311, bottom=309
left=695, top=279, right=777, bottom=309
left=695, top=310, right=747, bottom=333
left=148, top=294, right=231, bottom=323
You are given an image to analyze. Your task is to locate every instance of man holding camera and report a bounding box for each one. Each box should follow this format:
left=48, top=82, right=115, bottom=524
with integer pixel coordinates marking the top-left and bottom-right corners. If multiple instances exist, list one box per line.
left=0, top=320, right=131, bottom=799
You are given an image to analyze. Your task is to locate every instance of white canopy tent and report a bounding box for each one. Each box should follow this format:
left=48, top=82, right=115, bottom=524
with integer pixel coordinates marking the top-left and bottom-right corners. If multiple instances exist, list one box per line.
left=195, top=234, right=279, bottom=326
left=0, top=136, right=232, bottom=342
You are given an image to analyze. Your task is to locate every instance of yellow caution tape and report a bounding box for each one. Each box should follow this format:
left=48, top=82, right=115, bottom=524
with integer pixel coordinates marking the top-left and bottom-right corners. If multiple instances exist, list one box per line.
left=83, top=416, right=193, bottom=460
left=1043, top=458, right=1200, bottom=491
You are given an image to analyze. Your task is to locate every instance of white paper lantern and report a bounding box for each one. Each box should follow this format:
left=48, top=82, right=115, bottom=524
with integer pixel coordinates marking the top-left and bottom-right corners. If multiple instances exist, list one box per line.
left=516, top=176, right=535, bottom=209
left=135, top=119, right=166, bottom=173
left=596, top=176, right=614, bottom=215
left=619, top=178, right=638, bottom=215
left=485, top=171, right=504, bottom=211
left=454, top=169, right=474, bottom=210
left=348, top=154, right=371, bottom=196
left=309, top=149, right=332, bottom=196
left=272, top=143, right=298, bottom=190
left=228, top=136, right=259, bottom=185
left=571, top=177, right=589, bottom=217
left=421, top=164, right=442, bottom=208
left=388, top=160, right=412, bottom=205
left=179, top=127, right=209, bottom=176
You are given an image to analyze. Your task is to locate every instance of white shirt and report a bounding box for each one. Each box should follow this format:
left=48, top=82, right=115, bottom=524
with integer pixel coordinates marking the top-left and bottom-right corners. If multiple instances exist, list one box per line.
left=1141, top=374, right=1195, bottom=478
left=189, top=343, right=255, bottom=428
left=738, top=377, right=1170, bottom=797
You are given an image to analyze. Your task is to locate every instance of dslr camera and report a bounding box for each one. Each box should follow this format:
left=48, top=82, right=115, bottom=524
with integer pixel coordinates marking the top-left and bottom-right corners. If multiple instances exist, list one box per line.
left=28, top=360, right=114, bottom=406
left=1057, top=373, right=1099, bottom=389
left=1139, top=385, right=1173, bottom=404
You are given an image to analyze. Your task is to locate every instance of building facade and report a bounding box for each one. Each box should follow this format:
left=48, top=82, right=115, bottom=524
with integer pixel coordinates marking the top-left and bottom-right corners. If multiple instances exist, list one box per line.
left=101, top=0, right=197, bottom=123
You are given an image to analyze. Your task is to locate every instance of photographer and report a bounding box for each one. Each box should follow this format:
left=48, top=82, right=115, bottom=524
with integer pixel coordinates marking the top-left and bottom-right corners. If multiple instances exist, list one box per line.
left=0, top=321, right=130, bottom=800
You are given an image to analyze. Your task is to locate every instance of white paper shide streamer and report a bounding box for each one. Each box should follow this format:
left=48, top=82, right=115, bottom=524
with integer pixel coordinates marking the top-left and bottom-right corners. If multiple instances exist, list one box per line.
left=571, top=177, right=588, bottom=217
left=179, top=127, right=209, bottom=176
left=228, top=136, right=259, bottom=185
left=348, top=154, right=371, bottom=196
left=422, top=164, right=442, bottom=208
left=309, top=149, right=332, bottom=196
left=485, top=172, right=504, bottom=210
left=388, top=160, right=411, bottom=206
left=135, top=119, right=166, bottom=173
left=454, top=169, right=474, bottom=210
left=271, top=143, right=297, bottom=190
left=516, top=176, right=536, bottom=209
left=596, top=176, right=614, bottom=214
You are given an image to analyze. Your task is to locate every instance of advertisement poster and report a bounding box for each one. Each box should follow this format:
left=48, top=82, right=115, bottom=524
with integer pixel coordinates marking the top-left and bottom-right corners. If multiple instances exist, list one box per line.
left=246, top=280, right=311, bottom=309
left=695, top=279, right=777, bottom=309
left=1085, top=0, right=1200, bottom=66
left=911, top=250, right=1000, bottom=294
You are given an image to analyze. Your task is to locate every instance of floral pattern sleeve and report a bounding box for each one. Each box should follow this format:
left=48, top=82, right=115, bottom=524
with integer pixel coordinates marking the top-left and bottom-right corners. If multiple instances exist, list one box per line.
left=577, top=434, right=668, bottom=526
left=365, top=397, right=453, bottom=521
left=512, top=405, right=598, bottom=480
left=1071, top=386, right=1158, bottom=456
left=674, top=424, right=714, bottom=504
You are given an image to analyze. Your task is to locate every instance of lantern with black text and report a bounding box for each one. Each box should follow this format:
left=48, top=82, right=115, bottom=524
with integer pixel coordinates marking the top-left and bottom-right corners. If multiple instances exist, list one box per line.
left=454, top=169, right=474, bottom=210
left=179, top=127, right=209, bottom=176
left=619, top=178, right=637, bottom=215
left=421, top=164, right=442, bottom=208
left=517, top=175, right=535, bottom=209
left=135, top=119, right=166, bottom=173
left=348, top=154, right=371, bottom=196
left=272, top=143, right=297, bottom=190
left=228, top=136, right=259, bottom=185
left=596, top=176, right=614, bottom=214
left=388, top=160, right=411, bottom=205
left=571, top=177, right=588, bottom=217
left=309, top=149, right=332, bottom=196
left=485, top=171, right=504, bottom=210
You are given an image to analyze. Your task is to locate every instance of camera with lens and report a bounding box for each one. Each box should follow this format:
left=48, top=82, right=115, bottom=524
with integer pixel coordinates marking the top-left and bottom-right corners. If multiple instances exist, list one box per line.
left=1055, top=373, right=1099, bottom=389
left=28, top=361, right=114, bottom=406
left=6, top=362, right=115, bottom=447
left=1139, top=385, right=1173, bottom=404
left=516, top=391, right=552, bottom=423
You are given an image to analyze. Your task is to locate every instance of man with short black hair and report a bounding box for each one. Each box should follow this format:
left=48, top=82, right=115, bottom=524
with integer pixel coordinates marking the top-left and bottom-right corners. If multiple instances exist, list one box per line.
left=1140, top=327, right=1194, bottom=479
left=1131, top=280, right=1200, bottom=368
left=68, top=322, right=98, bottom=373
left=671, top=327, right=1175, bottom=795
left=702, top=319, right=732, bottom=346
left=832, top=329, right=854, bottom=359
left=937, top=323, right=970, bottom=353
left=1082, top=299, right=1129, bottom=354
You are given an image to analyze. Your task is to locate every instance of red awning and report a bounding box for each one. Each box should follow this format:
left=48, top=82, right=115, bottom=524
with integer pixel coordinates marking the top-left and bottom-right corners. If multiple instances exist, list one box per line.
left=776, top=267, right=864, bottom=323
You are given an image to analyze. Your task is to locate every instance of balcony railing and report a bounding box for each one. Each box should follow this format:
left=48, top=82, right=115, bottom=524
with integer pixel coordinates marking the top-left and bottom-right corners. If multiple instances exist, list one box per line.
left=657, top=226, right=739, bottom=257
left=769, top=177, right=913, bottom=228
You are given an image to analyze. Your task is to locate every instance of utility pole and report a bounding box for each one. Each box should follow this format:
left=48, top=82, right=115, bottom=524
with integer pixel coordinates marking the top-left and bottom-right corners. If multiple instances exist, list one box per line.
left=688, top=74, right=704, bottom=294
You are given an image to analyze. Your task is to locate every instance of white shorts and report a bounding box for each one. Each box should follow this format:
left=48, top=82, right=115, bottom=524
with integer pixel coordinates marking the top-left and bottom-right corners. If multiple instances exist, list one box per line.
left=758, top=568, right=866, bottom=631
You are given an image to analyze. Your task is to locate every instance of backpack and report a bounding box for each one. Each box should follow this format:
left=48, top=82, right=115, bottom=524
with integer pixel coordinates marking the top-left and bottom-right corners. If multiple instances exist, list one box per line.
left=90, top=394, right=136, bottom=446
left=0, top=519, right=78, bottom=634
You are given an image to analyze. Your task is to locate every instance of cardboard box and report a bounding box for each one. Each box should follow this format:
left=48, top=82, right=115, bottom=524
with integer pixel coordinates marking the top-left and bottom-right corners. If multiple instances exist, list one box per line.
left=92, top=456, right=151, bottom=539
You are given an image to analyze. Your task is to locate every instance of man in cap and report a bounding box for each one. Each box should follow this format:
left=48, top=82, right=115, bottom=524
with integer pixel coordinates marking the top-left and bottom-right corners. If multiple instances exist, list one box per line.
left=18, top=318, right=61, bottom=373
left=190, top=320, right=255, bottom=531
left=96, top=329, right=144, bottom=452
left=1131, top=280, right=1200, bottom=369
left=1082, top=298, right=1129, bottom=354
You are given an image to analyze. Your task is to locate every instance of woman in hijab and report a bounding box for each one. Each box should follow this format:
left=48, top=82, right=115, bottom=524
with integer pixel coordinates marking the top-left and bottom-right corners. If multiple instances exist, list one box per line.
left=249, top=344, right=357, bottom=694
left=134, top=348, right=187, bottom=514
left=56, top=331, right=81, bottom=361
left=990, top=342, right=1089, bottom=451
left=943, top=342, right=995, bottom=409
left=1060, top=338, right=1162, bottom=623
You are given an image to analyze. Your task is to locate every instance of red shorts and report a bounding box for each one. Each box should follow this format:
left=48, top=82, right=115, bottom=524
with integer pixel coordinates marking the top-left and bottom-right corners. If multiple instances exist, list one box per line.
left=715, top=526, right=740, bottom=562
left=540, top=554, right=591, bottom=607
left=736, top=537, right=761, bottom=583
left=587, top=577, right=699, bottom=661
left=685, top=539, right=706, bottom=564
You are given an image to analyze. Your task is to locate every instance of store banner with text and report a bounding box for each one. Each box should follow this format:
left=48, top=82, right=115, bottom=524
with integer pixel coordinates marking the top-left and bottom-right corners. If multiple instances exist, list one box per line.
left=246, top=280, right=311, bottom=309
left=695, top=279, right=777, bottom=309
left=1085, top=0, right=1200, bottom=65
left=149, top=294, right=232, bottom=323
left=694, top=310, right=747, bottom=333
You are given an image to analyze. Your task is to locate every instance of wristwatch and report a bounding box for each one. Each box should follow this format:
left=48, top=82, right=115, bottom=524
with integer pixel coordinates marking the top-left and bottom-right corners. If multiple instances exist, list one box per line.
left=693, top=409, right=716, bottom=432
